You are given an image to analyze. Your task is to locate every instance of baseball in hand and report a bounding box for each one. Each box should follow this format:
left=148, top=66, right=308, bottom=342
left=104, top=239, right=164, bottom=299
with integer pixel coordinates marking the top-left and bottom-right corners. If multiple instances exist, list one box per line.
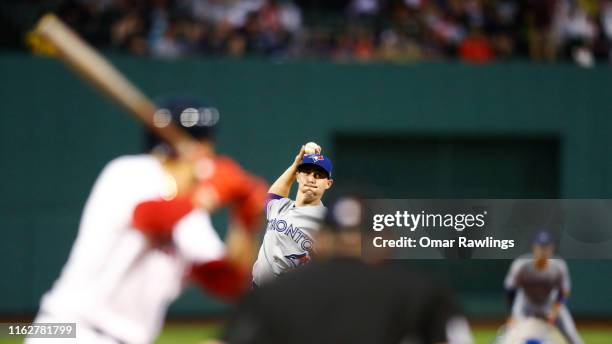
left=304, top=142, right=321, bottom=155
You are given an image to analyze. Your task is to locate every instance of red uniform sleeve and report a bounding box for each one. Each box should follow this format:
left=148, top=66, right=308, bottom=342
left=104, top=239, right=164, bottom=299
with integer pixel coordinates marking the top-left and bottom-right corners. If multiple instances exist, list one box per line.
left=132, top=196, right=194, bottom=244
left=189, top=259, right=250, bottom=302
left=202, top=155, right=268, bottom=232
left=232, top=175, right=268, bottom=232
left=202, top=156, right=250, bottom=204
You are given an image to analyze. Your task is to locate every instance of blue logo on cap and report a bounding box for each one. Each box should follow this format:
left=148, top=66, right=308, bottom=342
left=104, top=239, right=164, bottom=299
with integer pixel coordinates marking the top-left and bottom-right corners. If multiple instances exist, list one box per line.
left=311, top=155, right=324, bottom=162
left=299, top=154, right=333, bottom=178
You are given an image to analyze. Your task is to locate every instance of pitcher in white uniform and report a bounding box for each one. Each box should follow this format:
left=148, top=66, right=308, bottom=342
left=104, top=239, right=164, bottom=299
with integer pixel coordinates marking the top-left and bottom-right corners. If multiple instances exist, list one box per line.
left=252, top=145, right=333, bottom=286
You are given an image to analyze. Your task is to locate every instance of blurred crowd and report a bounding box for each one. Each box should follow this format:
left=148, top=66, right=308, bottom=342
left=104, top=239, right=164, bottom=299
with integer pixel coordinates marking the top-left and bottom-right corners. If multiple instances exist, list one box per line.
left=9, top=0, right=612, bottom=65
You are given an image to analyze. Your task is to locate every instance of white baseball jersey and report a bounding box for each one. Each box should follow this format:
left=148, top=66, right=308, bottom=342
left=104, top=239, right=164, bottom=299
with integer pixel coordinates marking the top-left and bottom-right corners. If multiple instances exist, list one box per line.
left=251, top=195, right=325, bottom=286
left=34, top=155, right=225, bottom=344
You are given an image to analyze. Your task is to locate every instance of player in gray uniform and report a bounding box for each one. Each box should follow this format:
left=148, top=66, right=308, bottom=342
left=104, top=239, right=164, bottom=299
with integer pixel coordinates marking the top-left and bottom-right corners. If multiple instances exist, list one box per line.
left=504, top=231, right=584, bottom=344
left=252, top=145, right=333, bottom=286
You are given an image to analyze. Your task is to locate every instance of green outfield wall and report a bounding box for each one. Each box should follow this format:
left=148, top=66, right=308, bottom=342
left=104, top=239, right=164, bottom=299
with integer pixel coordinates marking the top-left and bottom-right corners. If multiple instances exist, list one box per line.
left=1, top=54, right=611, bottom=317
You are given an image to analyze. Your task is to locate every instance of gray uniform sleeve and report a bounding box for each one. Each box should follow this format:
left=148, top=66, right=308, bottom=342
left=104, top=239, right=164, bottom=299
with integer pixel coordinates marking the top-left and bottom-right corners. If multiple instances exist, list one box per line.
left=504, top=258, right=528, bottom=290
left=266, top=197, right=292, bottom=220
left=265, top=193, right=284, bottom=220
left=557, top=259, right=571, bottom=293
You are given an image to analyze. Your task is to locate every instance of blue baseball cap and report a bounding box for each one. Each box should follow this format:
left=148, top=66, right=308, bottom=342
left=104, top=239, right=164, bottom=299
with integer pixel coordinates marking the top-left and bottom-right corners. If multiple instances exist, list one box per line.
left=298, top=154, right=333, bottom=178
left=533, top=230, right=554, bottom=246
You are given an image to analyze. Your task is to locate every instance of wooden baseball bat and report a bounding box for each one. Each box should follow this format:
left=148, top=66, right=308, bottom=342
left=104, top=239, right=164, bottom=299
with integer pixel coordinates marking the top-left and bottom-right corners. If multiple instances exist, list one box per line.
left=34, top=13, right=194, bottom=154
